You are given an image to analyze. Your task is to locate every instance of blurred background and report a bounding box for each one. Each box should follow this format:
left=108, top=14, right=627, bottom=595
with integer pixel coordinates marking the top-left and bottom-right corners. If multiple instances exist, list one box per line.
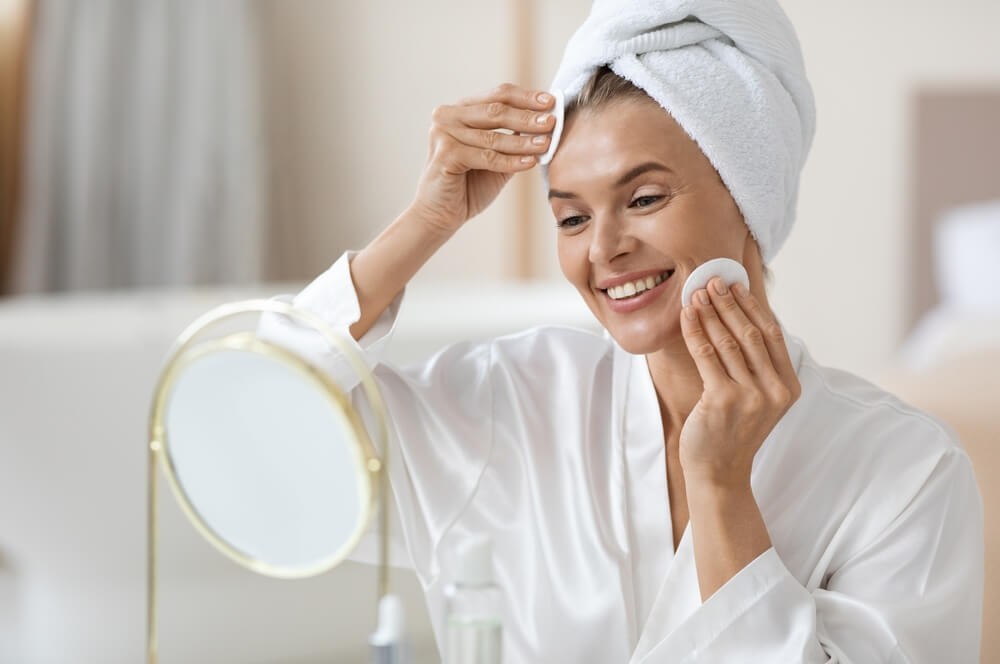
left=1, top=0, right=998, bottom=662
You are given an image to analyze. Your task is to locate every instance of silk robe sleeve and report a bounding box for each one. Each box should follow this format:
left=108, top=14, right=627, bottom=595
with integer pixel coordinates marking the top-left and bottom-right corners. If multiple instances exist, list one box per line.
left=640, top=444, right=983, bottom=663
left=258, top=251, right=494, bottom=585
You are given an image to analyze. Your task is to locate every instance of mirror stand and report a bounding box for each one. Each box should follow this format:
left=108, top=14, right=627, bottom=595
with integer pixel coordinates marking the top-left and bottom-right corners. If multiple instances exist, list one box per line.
left=145, top=299, right=394, bottom=663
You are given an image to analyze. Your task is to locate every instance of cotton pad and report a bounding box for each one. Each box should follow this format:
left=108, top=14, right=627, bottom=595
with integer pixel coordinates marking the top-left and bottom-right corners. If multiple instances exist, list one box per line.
left=681, top=258, right=750, bottom=307
left=519, top=88, right=565, bottom=166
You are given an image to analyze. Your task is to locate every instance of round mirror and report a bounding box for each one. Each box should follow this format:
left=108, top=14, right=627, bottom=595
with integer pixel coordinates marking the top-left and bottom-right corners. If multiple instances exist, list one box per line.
left=146, top=300, right=396, bottom=663
left=153, top=330, right=379, bottom=578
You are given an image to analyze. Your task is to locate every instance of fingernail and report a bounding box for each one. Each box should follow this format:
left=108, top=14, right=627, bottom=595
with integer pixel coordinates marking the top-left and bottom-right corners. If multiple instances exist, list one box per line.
left=713, top=278, right=727, bottom=295
left=520, top=155, right=535, bottom=163
left=536, top=113, right=552, bottom=124
left=697, top=290, right=710, bottom=305
left=531, top=135, right=547, bottom=144
left=734, top=283, right=749, bottom=297
left=684, top=305, right=697, bottom=320
left=536, top=92, right=552, bottom=104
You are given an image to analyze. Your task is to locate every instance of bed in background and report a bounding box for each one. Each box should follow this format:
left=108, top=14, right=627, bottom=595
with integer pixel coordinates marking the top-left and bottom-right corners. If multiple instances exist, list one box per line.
left=880, top=88, right=1000, bottom=661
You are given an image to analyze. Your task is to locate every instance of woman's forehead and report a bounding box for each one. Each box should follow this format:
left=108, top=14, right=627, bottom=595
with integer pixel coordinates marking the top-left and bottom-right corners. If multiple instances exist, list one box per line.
left=550, top=110, right=693, bottom=187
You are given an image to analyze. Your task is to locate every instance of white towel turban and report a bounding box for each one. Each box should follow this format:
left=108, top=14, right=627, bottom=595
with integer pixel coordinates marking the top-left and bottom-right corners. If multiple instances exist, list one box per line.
left=540, top=0, right=816, bottom=264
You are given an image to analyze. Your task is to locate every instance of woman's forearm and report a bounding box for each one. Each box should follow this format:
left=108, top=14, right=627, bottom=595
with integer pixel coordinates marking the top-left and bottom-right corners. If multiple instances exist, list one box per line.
left=347, top=206, right=456, bottom=341
left=687, top=480, right=773, bottom=603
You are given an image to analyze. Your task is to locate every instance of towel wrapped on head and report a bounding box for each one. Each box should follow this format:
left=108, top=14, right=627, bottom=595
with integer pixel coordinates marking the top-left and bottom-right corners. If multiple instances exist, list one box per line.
left=540, top=0, right=816, bottom=264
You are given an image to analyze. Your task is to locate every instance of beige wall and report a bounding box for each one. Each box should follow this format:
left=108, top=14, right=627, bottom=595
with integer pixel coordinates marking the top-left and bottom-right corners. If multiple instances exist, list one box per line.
left=257, top=0, right=521, bottom=283
left=258, top=0, right=1000, bottom=379
left=774, top=0, right=1000, bottom=377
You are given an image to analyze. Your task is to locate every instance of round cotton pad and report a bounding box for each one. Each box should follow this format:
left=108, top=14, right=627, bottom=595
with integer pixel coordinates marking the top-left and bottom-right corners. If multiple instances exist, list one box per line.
left=518, top=88, right=565, bottom=166
left=681, top=258, right=750, bottom=307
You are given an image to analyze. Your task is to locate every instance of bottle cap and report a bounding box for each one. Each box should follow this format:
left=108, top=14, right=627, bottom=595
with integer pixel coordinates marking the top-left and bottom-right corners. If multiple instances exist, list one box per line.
left=369, top=593, right=406, bottom=645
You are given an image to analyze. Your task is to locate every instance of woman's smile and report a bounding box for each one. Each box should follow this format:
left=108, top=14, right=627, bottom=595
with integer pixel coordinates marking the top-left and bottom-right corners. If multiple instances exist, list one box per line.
left=600, top=268, right=675, bottom=313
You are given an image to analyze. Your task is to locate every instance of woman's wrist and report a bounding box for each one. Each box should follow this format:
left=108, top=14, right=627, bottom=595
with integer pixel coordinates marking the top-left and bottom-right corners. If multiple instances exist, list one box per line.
left=402, top=201, right=462, bottom=241
left=346, top=205, right=455, bottom=340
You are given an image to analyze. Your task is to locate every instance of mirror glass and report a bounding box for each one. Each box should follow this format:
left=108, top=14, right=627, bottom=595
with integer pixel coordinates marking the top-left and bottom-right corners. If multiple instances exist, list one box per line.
left=163, top=346, right=367, bottom=571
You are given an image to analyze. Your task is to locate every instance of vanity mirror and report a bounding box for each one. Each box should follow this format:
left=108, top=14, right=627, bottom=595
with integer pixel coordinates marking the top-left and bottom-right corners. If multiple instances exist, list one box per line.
left=145, top=299, right=397, bottom=663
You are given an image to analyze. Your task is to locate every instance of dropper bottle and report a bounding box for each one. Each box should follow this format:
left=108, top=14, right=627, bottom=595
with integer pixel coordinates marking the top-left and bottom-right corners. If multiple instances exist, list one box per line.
left=443, top=535, right=503, bottom=664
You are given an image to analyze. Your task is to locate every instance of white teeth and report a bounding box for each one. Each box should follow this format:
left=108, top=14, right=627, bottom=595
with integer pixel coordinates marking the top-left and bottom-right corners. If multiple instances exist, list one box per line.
left=606, top=270, right=673, bottom=300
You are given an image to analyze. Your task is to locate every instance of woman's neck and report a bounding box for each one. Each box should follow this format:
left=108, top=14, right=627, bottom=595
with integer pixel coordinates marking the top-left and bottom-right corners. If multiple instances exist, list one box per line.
left=646, top=340, right=704, bottom=449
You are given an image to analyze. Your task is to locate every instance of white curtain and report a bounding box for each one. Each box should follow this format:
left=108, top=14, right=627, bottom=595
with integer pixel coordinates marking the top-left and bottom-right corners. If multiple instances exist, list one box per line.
left=14, top=0, right=264, bottom=292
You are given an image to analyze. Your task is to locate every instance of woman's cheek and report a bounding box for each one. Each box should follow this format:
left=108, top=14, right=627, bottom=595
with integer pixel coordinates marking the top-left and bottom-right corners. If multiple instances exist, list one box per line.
left=556, top=235, right=589, bottom=289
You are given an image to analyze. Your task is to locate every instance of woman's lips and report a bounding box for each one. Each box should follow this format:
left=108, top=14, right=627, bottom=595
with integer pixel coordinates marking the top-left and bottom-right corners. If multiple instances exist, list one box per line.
left=602, top=270, right=674, bottom=313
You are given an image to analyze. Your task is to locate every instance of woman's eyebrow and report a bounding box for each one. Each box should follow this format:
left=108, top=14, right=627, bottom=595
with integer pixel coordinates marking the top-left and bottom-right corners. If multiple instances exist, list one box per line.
left=548, top=161, right=672, bottom=200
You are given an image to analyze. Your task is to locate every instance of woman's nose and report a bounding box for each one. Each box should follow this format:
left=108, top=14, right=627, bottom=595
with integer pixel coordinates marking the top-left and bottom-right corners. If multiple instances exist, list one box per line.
left=588, top=214, right=631, bottom=264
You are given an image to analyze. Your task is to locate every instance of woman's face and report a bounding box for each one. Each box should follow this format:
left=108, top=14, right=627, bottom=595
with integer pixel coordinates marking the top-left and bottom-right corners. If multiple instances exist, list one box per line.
left=548, top=97, right=757, bottom=355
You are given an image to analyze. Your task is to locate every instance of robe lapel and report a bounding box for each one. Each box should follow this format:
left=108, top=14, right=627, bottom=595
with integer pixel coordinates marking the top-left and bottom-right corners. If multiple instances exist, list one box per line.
left=629, top=524, right=701, bottom=663
left=619, top=345, right=675, bottom=637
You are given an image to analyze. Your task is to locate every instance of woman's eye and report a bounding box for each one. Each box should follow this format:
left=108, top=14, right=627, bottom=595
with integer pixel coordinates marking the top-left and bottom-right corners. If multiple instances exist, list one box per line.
left=556, top=196, right=663, bottom=228
left=557, top=216, right=587, bottom=228
left=631, top=195, right=663, bottom=207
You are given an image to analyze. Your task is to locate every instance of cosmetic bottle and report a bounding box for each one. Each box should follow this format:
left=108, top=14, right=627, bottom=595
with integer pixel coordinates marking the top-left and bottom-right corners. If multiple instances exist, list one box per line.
left=443, top=535, right=502, bottom=664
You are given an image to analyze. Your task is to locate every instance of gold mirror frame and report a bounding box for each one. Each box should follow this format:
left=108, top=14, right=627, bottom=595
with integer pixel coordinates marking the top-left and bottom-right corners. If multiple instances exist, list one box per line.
left=156, top=332, right=379, bottom=577
left=146, top=299, right=392, bottom=663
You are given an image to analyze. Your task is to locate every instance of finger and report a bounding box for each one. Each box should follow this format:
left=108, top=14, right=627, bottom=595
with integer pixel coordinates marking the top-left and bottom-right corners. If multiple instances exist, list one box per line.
left=448, top=125, right=550, bottom=156
left=456, top=82, right=555, bottom=111
left=731, top=282, right=798, bottom=388
left=435, top=95, right=554, bottom=134
left=458, top=101, right=555, bottom=133
left=692, top=288, right=754, bottom=384
left=680, top=301, right=731, bottom=389
left=434, top=132, right=538, bottom=173
left=705, top=277, right=776, bottom=381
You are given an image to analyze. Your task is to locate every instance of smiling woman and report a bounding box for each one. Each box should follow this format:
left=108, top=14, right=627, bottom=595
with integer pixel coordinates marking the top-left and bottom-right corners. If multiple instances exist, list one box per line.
left=269, top=0, right=984, bottom=661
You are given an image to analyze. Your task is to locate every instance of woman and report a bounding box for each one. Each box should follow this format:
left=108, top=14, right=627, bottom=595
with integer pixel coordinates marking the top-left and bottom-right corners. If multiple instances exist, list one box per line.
left=281, top=1, right=984, bottom=661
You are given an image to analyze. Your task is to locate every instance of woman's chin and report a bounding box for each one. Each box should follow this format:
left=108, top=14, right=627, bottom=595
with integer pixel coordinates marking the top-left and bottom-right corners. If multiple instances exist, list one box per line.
left=602, top=320, right=681, bottom=355
left=579, top=288, right=682, bottom=354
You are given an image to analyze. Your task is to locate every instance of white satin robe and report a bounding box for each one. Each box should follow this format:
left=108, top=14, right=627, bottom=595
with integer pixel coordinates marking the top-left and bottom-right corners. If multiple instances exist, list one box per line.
left=270, top=252, right=984, bottom=663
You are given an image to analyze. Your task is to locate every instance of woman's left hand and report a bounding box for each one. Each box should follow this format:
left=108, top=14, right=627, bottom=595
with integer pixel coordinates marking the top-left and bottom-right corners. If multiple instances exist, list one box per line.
left=678, top=277, right=801, bottom=488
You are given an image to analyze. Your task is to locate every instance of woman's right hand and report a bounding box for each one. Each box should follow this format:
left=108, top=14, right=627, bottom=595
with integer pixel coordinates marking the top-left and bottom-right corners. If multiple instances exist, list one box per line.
left=409, top=83, right=556, bottom=235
